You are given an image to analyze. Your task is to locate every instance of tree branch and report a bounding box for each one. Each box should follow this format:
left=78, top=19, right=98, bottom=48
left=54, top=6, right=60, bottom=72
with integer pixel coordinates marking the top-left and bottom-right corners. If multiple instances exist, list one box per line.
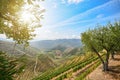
left=91, top=45, right=105, bottom=64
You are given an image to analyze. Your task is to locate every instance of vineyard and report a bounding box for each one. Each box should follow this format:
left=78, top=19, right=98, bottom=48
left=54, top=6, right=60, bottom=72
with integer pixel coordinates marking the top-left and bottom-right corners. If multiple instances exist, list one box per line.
left=33, top=53, right=105, bottom=80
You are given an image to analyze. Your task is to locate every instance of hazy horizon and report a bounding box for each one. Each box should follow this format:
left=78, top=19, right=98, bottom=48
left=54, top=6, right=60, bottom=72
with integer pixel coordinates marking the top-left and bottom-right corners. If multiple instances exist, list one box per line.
left=0, top=0, right=120, bottom=41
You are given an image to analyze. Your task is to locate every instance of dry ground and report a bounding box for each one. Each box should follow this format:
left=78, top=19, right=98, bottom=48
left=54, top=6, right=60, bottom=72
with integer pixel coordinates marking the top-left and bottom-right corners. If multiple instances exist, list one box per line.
left=86, top=54, right=120, bottom=80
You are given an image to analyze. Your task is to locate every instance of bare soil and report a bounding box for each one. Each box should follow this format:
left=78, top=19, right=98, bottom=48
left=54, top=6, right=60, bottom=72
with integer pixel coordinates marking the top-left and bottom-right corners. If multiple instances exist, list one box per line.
left=86, top=54, right=120, bottom=80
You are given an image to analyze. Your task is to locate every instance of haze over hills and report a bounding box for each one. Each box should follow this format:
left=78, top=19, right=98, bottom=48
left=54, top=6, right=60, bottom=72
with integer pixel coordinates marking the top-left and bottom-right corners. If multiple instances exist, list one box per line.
left=0, top=39, right=82, bottom=73
left=30, top=39, right=82, bottom=51
left=0, top=40, right=57, bottom=74
left=0, top=40, right=39, bottom=57
left=0, top=39, right=82, bottom=57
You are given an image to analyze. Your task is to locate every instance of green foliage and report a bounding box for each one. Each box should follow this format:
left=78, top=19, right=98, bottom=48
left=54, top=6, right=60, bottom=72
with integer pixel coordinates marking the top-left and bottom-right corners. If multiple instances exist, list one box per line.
left=0, top=0, right=44, bottom=46
left=56, top=73, right=67, bottom=80
left=0, top=51, right=25, bottom=80
left=81, top=21, right=120, bottom=54
left=108, top=21, right=120, bottom=51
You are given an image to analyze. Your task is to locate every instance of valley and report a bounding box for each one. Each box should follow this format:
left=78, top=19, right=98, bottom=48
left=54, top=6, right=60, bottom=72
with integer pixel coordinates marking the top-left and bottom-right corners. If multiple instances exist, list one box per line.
left=0, top=0, right=120, bottom=80
left=0, top=39, right=84, bottom=80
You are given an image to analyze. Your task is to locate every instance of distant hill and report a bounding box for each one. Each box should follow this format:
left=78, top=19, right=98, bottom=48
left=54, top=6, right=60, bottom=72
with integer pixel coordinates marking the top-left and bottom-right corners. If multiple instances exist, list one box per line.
left=30, top=39, right=82, bottom=51
left=0, top=40, right=39, bottom=57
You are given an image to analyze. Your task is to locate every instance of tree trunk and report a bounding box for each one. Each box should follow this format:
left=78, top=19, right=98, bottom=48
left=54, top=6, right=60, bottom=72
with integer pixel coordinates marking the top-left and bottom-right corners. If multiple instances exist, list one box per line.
left=111, top=51, right=115, bottom=60
left=91, top=45, right=111, bottom=71
left=103, top=52, right=109, bottom=71
left=103, top=61, right=108, bottom=71
left=91, top=45, right=104, bottom=65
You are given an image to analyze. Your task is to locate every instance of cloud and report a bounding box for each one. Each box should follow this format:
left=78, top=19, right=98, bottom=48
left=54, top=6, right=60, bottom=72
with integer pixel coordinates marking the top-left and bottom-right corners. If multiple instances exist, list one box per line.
left=34, top=0, right=120, bottom=40
left=34, top=29, right=80, bottom=40
left=63, top=0, right=117, bottom=23
left=53, top=0, right=120, bottom=27
left=96, top=14, right=104, bottom=18
left=53, top=2, right=57, bottom=8
left=68, top=0, right=84, bottom=4
left=61, top=0, right=66, bottom=4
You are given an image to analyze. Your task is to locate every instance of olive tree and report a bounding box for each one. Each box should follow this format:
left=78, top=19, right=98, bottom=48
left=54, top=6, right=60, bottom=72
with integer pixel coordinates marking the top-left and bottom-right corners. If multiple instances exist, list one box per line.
left=81, top=21, right=120, bottom=71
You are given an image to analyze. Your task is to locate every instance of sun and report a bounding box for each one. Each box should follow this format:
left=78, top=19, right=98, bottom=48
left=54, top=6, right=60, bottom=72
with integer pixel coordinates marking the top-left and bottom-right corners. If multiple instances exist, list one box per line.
left=19, top=4, right=35, bottom=23
left=21, top=11, right=33, bottom=23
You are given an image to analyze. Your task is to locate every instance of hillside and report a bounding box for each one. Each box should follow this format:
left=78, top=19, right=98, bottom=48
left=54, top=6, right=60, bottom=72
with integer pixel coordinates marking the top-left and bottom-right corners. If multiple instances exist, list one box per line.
left=0, top=40, right=39, bottom=57
left=0, top=40, right=84, bottom=80
left=33, top=52, right=104, bottom=80
left=0, top=40, right=57, bottom=79
left=30, top=39, right=82, bottom=51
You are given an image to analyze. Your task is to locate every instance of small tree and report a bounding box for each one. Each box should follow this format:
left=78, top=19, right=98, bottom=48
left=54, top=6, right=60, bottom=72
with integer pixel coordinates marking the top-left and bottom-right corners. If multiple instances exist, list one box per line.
left=81, top=21, right=120, bottom=71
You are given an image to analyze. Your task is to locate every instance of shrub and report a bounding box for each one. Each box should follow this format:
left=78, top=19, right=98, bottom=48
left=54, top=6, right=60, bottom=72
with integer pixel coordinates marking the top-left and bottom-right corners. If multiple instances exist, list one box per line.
left=0, top=51, right=25, bottom=80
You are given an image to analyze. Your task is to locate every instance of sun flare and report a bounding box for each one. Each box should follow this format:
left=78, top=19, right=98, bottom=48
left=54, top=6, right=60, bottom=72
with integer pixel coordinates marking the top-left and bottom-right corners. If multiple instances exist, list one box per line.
left=21, top=11, right=33, bottom=23
left=19, top=4, right=35, bottom=23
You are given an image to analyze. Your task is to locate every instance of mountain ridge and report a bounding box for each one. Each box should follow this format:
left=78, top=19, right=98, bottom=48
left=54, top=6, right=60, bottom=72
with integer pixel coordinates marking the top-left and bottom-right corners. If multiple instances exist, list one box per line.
left=30, top=39, right=82, bottom=51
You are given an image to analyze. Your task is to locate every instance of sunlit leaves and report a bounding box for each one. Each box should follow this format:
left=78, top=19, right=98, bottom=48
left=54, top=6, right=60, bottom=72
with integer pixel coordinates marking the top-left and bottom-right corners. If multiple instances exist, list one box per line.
left=0, top=0, right=44, bottom=46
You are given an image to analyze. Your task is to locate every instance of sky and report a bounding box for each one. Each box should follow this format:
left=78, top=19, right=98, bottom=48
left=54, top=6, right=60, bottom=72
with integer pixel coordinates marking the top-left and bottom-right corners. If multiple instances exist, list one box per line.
left=0, top=0, right=120, bottom=41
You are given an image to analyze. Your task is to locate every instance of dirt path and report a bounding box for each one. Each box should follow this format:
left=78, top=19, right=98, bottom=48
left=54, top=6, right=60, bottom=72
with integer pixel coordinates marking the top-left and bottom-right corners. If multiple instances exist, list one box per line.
left=86, top=54, right=120, bottom=80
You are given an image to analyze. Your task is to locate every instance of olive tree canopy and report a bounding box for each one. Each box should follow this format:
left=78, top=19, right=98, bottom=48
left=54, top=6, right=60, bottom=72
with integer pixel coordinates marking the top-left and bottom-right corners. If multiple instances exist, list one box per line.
left=0, top=0, right=45, bottom=46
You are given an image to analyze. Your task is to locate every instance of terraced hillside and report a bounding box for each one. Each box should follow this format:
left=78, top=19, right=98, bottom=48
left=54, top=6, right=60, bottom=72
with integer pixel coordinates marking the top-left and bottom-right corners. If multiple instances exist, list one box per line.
left=33, top=53, right=105, bottom=80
